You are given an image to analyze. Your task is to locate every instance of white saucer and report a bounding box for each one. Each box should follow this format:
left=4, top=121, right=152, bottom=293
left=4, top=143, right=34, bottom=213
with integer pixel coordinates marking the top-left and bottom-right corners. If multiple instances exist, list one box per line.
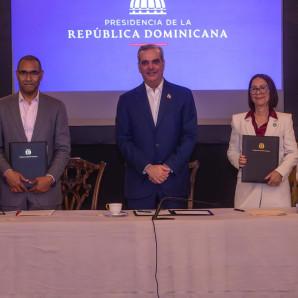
left=104, top=211, right=128, bottom=217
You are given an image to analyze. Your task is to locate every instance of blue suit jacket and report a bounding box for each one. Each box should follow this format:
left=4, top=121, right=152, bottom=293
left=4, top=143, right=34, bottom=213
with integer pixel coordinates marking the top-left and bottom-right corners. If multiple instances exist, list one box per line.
left=116, top=80, right=197, bottom=200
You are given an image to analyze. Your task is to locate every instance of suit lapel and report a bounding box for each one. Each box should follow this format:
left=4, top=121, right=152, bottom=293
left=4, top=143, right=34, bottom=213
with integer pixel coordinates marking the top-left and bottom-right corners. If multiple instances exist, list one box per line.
left=243, top=116, right=256, bottom=135
left=265, top=116, right=278, bottom=136
left=8, top=94, right=27, bottom=141
left=244, top=113, right=279, bottom=136
left=31, top=93, right=47, bottom=141
left=135, top=83, right=155, bottom=130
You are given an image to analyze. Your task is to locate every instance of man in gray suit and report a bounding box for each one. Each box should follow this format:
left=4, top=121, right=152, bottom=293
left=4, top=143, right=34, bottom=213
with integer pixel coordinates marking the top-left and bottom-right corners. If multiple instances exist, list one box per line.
left=0, top=55, right=71, bottom=211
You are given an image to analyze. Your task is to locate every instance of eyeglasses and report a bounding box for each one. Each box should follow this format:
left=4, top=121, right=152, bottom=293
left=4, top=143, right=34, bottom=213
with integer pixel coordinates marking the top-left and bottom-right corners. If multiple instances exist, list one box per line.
left=18, top=70, right=41, bottom=78
left=250, top=85, right=269, bottom=94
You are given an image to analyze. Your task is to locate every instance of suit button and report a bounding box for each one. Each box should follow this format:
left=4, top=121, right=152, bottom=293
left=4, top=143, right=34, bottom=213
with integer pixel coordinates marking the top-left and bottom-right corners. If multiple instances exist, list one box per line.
left=155, top=144, right=160, bottom=147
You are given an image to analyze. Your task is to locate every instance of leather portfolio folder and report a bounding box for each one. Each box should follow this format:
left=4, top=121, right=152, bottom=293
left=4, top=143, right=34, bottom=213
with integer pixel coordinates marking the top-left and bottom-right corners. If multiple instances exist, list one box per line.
left=9, top=142, right=48, bottom=188
left=241, top=135, right=279, bottom=183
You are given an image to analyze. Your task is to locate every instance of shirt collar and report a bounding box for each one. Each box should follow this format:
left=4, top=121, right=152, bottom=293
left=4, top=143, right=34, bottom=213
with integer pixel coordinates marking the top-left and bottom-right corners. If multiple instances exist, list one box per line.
left=245, top=109, right=277, bottom=120
left=19, top=91, right=39, bottom=103
left=145, top=79, right=164, bottom=94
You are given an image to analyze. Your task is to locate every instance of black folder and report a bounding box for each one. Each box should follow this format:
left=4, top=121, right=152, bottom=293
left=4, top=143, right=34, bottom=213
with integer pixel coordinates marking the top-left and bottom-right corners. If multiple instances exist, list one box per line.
left=9, top=142, right=48, bottom=188
left=241, top=135, right=279, bottom=183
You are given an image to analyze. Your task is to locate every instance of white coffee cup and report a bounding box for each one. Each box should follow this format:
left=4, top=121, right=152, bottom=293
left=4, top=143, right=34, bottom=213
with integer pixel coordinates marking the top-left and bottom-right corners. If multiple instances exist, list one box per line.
left=106, top=203, right=122, bottom=215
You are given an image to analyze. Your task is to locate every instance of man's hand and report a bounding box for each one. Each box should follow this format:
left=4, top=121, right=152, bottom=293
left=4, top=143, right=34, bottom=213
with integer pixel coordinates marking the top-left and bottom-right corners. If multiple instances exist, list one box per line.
left=265, top=170, right=282, bottom=187
left=146, top=164, right=170, bottom=184
left=29, top=176, right=53, bottom=194
left=5, top=169, right=28, bottom=193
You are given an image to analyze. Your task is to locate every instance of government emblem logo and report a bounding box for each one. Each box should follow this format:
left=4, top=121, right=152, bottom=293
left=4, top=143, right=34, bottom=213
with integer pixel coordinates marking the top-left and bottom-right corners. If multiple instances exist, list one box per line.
left=129, top=0, right=167, bottom=15
left=25, top=149, right=32, bottom=155
left=258, top=143, right=265, bottom=149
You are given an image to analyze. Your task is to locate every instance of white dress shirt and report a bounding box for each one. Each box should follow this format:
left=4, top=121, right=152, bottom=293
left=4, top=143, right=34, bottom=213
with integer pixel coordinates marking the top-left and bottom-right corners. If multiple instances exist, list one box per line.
left=145, top=80, right=163, bottom=125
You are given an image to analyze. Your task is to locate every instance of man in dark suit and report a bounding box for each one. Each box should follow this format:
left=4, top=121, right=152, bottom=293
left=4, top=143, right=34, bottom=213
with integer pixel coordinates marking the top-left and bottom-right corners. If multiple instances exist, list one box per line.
left=0, top=55, right=71, bottom=211
left=116, top=44, right=197, bottom=209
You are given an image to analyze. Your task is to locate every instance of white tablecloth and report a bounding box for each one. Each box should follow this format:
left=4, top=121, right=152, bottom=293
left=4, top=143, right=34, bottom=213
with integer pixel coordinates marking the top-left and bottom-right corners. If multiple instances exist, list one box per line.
left=0, top=208, right=298, bottom=298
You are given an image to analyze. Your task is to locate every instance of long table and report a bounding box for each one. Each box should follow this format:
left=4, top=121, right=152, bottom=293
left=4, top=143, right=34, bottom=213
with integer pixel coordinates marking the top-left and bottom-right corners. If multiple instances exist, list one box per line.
left=0, top=208, right=298, bottom=298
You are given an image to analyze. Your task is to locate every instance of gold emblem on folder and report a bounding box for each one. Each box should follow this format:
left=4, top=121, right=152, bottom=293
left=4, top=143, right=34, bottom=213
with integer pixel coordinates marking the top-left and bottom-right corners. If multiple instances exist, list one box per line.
left=259, top=143, right=265, bottom=149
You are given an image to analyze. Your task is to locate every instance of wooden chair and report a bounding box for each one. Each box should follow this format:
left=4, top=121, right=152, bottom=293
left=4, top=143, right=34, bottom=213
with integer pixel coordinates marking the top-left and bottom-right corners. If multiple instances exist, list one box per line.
left=188, top=160, right=200, bottom=209
left=288, top=166, right=298, bottom=207
left=61, top=158, right=106, bottom=210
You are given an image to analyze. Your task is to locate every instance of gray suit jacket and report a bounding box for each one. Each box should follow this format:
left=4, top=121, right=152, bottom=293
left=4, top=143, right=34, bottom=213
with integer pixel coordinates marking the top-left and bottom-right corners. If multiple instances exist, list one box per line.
left=0, top=92, right=71, bottom=207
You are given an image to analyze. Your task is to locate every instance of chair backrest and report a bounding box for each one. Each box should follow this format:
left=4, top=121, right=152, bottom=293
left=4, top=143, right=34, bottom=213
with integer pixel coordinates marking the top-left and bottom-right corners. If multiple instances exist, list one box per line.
left=61, top=158, right=106, bottom=210
left=288, top=166, right=298, bottom=207
left=188, top=160, right=200, bottom=209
